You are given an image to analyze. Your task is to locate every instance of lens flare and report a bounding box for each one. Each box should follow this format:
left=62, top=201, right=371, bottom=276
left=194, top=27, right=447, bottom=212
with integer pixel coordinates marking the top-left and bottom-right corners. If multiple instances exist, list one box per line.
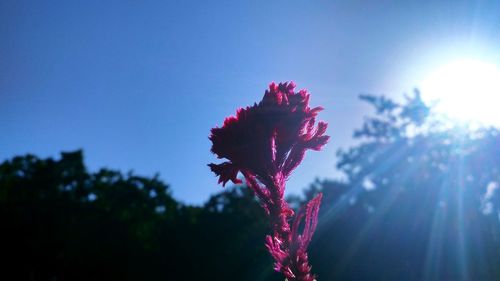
left=421, top=59, right=500, bottom=126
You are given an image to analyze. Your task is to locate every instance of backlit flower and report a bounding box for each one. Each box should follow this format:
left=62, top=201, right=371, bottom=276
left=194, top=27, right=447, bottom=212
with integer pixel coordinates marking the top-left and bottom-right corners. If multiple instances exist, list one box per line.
left=209, top=82, right=329, bottom=185
left=208, top=81, right=329, bottom=281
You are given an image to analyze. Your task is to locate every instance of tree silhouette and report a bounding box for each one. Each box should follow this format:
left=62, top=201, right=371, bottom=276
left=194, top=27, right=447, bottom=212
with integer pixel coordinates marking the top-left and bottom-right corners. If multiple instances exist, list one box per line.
left=306, top=92, right=500, bottom=281
left=1, top=92, right=499, bottom=281
left=0, top=151, right=278, bottom=281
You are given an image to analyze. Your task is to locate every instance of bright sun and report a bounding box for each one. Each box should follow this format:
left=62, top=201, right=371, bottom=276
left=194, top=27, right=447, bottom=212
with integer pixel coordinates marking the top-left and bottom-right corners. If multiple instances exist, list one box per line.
left=421, top=59, right=500, bottom=127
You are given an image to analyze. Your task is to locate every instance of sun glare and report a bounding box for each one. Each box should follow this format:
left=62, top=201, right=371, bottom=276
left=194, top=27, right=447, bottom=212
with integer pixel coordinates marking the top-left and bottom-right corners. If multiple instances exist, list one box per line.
left=421, top=59, right=500, bottom=127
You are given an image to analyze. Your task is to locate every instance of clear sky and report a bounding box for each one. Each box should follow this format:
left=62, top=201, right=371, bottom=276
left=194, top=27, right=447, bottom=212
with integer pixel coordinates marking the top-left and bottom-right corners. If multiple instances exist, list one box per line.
left=2, top=1, right=500, bottom=204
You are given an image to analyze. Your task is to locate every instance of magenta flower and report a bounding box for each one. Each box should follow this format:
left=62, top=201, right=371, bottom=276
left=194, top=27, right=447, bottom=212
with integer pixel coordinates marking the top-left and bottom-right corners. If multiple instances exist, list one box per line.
left=209, top=82, right=329, bottom=281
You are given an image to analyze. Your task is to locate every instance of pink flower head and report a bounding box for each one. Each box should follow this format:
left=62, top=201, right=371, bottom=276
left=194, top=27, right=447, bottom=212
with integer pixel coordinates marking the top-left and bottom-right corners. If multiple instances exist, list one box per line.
left=208, top=81, right=328, bottom=281
left=209, top=82, right=329, bottom=186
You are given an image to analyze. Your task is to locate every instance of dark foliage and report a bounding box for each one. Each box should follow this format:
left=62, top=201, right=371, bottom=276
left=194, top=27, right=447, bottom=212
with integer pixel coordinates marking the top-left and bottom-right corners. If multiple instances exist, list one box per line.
left=1, top=92, right=499, bottom=280
left=0, top=151, right=277, bottom=281
left=309, top=92, right=500, bottom=281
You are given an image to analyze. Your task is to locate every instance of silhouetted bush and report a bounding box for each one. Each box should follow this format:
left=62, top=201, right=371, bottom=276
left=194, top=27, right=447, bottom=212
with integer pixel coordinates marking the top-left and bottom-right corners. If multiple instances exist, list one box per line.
left=1, top=92, right=499, bottom=280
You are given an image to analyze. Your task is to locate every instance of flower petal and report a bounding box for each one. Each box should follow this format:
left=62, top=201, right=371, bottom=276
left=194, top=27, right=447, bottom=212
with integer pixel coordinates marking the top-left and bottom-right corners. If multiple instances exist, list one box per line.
left=207, top=162, right=242, bottom=187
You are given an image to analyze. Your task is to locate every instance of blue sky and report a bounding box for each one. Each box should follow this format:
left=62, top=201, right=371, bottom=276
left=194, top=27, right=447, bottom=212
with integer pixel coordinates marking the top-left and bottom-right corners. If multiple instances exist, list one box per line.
left=2, top=1, right=500, bottom=204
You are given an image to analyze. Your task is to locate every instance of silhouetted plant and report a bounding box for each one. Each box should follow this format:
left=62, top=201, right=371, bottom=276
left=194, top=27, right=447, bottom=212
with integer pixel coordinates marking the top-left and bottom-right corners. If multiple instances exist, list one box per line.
left=308, top=92, right=500, bottom=281
left=209, top=82, right=329, bottom=281
left=2, top=90, right=500, bottom=281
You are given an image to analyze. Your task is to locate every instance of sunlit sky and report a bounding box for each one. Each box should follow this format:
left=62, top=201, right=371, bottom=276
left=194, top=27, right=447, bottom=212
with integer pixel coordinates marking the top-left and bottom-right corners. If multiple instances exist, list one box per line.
left=2, top=1, right=500, bottom=204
